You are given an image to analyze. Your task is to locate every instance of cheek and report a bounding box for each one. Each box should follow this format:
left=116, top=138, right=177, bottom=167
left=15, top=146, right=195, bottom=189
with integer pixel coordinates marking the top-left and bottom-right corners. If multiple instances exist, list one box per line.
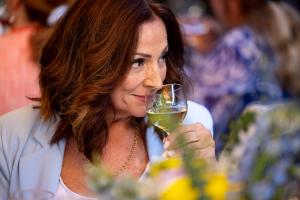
left=117, top=72, right=141, bottom=94
left=111, top=81, right=129, bottom=101
left=110, top=88, right=122, bottom=109
left=111, top=79, right=138, bottom=106
left=122, top=77, right=140, bottom=91
left=160, top=65, right=167, bottom=82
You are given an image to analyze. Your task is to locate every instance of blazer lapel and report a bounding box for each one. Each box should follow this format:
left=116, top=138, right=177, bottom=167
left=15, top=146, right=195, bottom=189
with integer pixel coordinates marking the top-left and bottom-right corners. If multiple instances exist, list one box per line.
left=19, top=140, right=65, bottom=194
left=18, top=116, right=66, bottom=195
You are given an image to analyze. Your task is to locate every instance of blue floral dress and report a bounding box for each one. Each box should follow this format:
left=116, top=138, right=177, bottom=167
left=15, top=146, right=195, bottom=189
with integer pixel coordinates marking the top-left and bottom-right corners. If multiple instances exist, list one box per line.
left=184, top=26, right=285, bottom=153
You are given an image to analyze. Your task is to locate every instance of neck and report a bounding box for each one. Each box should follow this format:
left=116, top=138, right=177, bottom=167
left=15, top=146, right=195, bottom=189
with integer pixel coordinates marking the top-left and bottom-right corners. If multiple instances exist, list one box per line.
left=106, top=111, right=132, bottom=126
left=9, top=5, right=32, bottom=30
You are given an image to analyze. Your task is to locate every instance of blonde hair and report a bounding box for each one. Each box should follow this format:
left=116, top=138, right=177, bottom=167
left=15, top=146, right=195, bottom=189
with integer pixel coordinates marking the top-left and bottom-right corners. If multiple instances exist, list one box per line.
left=273, top=3, right=300, bottom=97
left=245, top=2, right=300, bottom=97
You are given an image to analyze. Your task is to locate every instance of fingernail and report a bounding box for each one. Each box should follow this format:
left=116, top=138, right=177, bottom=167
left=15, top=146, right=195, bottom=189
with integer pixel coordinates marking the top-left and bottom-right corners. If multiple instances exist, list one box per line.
left=163, top=141, right=170, bottom=149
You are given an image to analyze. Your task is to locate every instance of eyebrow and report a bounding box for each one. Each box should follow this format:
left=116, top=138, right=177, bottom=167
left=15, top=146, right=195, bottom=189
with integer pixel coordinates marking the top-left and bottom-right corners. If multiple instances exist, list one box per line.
left=135, top=46, right=169, bottom=58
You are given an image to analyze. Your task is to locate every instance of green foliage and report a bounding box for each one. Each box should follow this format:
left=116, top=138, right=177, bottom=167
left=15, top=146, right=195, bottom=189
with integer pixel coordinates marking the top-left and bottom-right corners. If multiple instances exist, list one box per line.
left=223, top=111, right=256, bottom=152
left=226, top=102, right=300, bottom=199
left=176, top=134, right=210, bottom=200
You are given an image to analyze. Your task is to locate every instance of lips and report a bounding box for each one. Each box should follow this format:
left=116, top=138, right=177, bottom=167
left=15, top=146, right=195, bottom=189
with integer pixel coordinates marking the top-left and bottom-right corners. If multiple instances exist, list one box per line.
left=133, top=95, right=146, bottom=102
left=133, top=94, right=154, bottom=103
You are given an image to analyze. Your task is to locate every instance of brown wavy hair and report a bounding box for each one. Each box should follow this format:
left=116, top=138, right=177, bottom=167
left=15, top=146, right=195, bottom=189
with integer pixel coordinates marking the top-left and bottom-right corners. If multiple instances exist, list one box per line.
left=39, top=0, right=185, bottom=160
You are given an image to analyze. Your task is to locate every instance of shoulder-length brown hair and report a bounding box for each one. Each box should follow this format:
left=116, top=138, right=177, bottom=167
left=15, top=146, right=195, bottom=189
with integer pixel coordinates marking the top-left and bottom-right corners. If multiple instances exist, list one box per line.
left=39, top=0, right=185, bottom=160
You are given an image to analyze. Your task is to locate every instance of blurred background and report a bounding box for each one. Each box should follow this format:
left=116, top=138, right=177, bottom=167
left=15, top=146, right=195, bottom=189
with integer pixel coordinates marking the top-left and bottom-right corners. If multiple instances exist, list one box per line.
left=1, top=1, right=300, bottom=198
left=0, top=0, right=72, bottom=115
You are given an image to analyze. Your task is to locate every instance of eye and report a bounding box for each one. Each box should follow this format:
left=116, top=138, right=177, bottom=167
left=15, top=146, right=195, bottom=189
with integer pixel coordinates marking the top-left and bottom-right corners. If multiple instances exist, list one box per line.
left=158, top=52, right=168, bottom=64
left=131, top=58, right=145, bottom=69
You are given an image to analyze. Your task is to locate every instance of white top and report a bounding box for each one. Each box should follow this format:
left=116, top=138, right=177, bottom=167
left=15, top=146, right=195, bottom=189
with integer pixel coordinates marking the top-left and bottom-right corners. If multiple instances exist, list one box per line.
left=53, top=164, right=151, bottom=199
left=53, top=178, right=96, bottom=200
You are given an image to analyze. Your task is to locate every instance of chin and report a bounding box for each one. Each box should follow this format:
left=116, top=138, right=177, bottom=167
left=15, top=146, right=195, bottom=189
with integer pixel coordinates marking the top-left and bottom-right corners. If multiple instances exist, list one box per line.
left=131, top=110, right=147, bottom=118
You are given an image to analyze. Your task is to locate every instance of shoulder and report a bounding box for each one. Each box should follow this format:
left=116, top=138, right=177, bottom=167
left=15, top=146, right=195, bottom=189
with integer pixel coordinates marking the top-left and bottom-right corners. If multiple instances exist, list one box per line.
left=184, top=101, right=214, bottom=136
left=0, top=105, right=51, bottom=155
left=0, top=104, right=59, bottom=164
left=0, top=105, right=42, bottom=139
left=0, top=105, right=43, bottom=193
left=0, top=104, right=41, bottom=121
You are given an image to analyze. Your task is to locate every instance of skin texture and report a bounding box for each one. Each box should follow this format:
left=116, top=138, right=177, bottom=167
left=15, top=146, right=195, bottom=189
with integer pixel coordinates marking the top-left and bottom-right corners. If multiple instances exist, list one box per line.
left=109, top=17, right=168, bottom=120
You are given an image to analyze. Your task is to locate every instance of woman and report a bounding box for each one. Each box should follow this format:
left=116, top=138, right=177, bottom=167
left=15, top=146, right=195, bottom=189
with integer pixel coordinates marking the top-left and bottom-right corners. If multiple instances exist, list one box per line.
left=0, top=0, right=72, bottom=115
left=0, top=0, right=214, bottom=199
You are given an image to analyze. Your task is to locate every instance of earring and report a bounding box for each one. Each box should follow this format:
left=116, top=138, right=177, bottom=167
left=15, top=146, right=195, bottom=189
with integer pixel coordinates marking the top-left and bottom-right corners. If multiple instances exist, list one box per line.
left=8, top=15, right=15, bottom=25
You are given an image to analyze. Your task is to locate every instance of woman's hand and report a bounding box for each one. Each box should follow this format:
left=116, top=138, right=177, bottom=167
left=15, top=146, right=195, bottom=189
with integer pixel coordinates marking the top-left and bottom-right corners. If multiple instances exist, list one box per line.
left=163, top=123, right=215, bottom=160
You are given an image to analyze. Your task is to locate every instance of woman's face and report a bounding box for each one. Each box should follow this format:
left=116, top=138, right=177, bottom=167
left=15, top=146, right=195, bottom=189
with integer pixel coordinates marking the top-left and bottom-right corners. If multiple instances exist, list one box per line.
left=110, top=17, right=168, bottom=119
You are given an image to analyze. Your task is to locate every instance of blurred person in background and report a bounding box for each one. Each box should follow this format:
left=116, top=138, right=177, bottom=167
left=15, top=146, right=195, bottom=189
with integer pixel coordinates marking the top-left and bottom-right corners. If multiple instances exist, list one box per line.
left=219, top=7, right=300, bottom=198
left=0, top=0, right=72, bottom=115
left=184, top=0, right=300, bottom=155
left=0, top=1, right=5, bottom=34
left=284, top=0, right=300, bottom=13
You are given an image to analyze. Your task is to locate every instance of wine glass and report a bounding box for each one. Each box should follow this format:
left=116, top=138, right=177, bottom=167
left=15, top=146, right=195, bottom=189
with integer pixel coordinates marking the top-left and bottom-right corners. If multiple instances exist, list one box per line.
left=147, top=84, right=188, bottom=137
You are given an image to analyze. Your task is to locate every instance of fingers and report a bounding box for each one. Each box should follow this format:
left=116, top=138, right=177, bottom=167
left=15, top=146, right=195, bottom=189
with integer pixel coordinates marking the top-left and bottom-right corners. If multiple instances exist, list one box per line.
left=163, top=145, right=215, bottom=160
left=165, top=123, right=214, bottom=148
left=164, top=123, right=203, bottom=143
left=163, top=123, right=215, bottom=159
left=193, top=146, right=216, bottom=160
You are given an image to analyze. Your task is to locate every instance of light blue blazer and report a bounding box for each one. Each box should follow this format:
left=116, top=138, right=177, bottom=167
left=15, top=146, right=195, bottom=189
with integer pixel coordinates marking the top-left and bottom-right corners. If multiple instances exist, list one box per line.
left=0, top=101, right=213, bottom=199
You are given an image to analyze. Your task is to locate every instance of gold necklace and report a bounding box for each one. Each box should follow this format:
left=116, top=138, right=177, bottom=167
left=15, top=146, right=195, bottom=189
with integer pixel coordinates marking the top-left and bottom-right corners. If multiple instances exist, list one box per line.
left=114, top=128, right=139, bottom=176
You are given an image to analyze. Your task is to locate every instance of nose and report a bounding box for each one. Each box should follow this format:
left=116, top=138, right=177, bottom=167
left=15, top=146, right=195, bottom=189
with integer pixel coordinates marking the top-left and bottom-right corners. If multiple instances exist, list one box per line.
left=143, top=63, right=164, bottom=90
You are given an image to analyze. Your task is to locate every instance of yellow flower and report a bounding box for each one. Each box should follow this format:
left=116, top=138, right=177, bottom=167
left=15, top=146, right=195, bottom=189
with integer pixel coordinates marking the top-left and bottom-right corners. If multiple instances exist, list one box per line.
left=151, top=158, right=230, bottom=200
left=204, top=172, right=229, bottom=200
left=150, top=158, right=182, bottom=177
left=160, top=177, right=198, bottom=200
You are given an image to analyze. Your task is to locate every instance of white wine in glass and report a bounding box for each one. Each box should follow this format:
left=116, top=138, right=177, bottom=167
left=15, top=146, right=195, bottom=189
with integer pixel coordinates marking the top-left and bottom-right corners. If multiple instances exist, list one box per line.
left=147, top=84, right=187, bottom=135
